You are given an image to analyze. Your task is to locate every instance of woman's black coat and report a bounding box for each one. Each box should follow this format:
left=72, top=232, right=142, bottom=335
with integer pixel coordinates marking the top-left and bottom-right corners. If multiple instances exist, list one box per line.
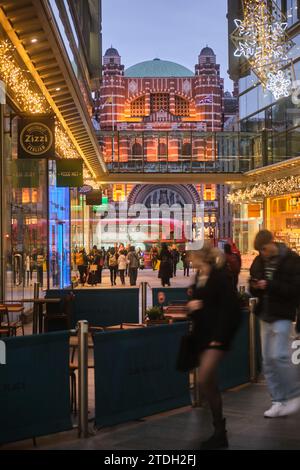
left=190, top=267, right=241, bottom=351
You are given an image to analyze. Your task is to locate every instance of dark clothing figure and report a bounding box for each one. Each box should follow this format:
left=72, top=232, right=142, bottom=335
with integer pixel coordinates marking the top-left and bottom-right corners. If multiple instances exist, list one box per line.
left=119, top=269, right=126, bottom=285
left=171, top=248, right=180, bottom=276
left=190, top=268, right=241, bottom=352
left=127, top=248, right=139, bottom=286
left=108, top=250, right=118, bottom=286
left=249, top=240, right=300, bottom=413
left=128, top=268, right=138, bottom=286
left=181, top=251, right=190, bottom=277
left=224, top=243, right=241, bottom=290
left=158, top=246, right=173, bottom=287
left=189, top=264, right=241, bottom=449
left=249, top=243, right=300, bottom=322
left=96, top=250, right=104, bottom=284
left=109, top=266, right=118, bottom=285
left=88, top=250, right=100, bottom=286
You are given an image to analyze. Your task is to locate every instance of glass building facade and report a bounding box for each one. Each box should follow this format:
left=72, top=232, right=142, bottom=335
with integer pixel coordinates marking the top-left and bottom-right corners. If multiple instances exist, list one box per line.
left=228, top=0, right=300, bottom=255
left=0, top=0, right=102, bottom=301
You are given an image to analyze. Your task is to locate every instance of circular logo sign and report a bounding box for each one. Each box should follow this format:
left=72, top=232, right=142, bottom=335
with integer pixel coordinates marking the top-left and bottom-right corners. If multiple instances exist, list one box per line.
left=158, top=292, right=166, bottom=304
left=20, top=122, right=53, bottom=156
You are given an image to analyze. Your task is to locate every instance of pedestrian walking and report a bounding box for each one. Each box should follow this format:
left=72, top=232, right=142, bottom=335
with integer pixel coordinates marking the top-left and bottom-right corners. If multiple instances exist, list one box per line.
left=158, top=243, right=173, bottom=287
left=88, top=246, right=100, bottom=286
left=118, top=250, right=127, bottom=285
left=108, top=248, right=118, bottom=286
left=127, top=246, right=139, bottom=286
left=181, top=249, right=190, bottom=277
left=224, top=243, right=241, bottom=290
left=171, top=244, right=180, bottom=277
left=36, top=250, right=45, bottom=287
left=75, top=248, right=88, bottom=286
left=188, top=245, right=241, bottom=449
left=249, top=230, right=300, bottom=417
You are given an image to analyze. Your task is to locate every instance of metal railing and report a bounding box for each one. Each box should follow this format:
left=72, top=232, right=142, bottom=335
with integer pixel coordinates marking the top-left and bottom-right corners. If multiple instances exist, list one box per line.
left=97, top=130, right=262, bottom=174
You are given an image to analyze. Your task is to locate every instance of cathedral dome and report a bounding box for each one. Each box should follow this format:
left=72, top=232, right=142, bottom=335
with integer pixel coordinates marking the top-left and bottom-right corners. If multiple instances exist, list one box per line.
left=125, top=58, right=194, bottom=77
left=200, top=46, right=215, bottom=56
left=104, top=47, right=120, bottom=57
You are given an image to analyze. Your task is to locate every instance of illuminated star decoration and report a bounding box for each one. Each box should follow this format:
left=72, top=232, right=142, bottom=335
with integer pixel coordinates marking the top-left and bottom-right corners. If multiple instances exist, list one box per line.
left=266, top=70, right=292, bottom=100
left=231, top=0, right=294, bottom=101
left=233, top=19, right=257, bottom=59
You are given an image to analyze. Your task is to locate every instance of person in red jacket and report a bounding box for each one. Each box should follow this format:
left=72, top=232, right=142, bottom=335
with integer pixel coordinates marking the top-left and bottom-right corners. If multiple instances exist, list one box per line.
left=224, top=243, right=241, bottom=290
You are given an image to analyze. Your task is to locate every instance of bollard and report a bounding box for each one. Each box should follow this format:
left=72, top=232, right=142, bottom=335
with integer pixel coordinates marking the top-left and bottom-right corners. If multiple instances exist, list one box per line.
left=78, top=320, right=89, bottom=438
left=34, top=282, right=40, bottom=299
left=141, top=282, right=148, bottom=323
left=249, top=298, right=258, bottom=383
left=32, top=282, right=40, bottom=334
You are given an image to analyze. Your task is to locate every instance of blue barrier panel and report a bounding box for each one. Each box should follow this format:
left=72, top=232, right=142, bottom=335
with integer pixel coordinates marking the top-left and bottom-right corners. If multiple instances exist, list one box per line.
left=152, top=287, right=189, bottom=307
left=0, top=332, right=72, bottom=444
left=218, top=310, right=250, bottom=390
left=46, top=288, right=139, bottom=327
left=94, top=323, right=191, bottom=427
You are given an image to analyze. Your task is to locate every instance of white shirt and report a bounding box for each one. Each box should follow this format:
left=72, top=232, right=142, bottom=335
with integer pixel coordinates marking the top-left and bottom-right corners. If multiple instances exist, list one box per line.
left=118, top=254, right=127, bottom=270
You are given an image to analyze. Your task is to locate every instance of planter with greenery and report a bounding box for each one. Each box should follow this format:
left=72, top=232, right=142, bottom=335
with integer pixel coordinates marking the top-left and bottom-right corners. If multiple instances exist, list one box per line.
left=145, top=306, right=169, bottom=325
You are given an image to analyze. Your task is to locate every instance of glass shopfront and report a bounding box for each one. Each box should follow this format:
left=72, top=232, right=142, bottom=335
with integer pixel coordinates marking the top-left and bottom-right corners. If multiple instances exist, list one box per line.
left=1, top=104, right=48, bottom=300
left=48, top=161, right=71, bottom=289
left=232, top=202, right=263, bottom=268
left=0, top=103, right=75, bottom=299
left=266, top=193, right=300, bottom=253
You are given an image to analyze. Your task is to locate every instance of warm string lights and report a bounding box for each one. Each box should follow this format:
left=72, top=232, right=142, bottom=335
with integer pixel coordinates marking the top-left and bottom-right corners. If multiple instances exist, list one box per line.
left=231, top=0, right=294, bottom=100
left=227, top=175, right=300, bottom=204
left=0, top=39, right=99, bottom=188
left=0, top=40, right=47, bottom=113
left=55, top=124, right=80, bottom=160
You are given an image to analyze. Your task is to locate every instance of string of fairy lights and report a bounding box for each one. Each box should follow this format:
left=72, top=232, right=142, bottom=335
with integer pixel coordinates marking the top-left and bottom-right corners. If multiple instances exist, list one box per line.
left=0, top=39, right=98, bottom=188
left=227, top=175, right=300, bottom=204
left=231, top=0, right=294, bottom=101
left=0, top=40, right=47, bottom=113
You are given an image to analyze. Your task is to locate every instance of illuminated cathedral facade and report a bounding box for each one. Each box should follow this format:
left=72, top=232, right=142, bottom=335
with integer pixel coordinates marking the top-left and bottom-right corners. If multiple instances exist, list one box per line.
left=94, top=46, right=237, bottom=240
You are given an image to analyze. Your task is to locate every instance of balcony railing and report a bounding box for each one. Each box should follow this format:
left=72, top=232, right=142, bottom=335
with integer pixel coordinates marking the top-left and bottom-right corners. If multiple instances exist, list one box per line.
left=96, top=131, right=263, bottom=173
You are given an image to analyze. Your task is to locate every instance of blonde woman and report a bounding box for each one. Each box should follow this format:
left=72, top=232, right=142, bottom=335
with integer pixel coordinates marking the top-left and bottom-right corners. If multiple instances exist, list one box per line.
left=188, top=244, right=241, bottom=450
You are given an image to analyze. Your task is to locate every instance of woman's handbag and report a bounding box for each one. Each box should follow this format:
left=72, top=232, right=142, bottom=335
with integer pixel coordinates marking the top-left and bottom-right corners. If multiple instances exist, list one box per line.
left=176, top=332, right=199, bottom=372
left=89, top=264, right=97, bottom=272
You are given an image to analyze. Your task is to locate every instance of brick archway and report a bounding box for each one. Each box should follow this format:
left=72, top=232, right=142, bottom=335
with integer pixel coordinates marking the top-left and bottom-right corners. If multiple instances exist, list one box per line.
left=127, top=184, right=201, bottom=209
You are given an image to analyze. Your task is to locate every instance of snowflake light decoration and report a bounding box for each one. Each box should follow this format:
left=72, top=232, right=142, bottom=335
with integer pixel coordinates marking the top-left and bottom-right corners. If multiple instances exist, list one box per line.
left=231, top=0, right=294, bottom=101
left=266, top=71, right=292, bottom=100
left=233, top=19, right=257, bottom=59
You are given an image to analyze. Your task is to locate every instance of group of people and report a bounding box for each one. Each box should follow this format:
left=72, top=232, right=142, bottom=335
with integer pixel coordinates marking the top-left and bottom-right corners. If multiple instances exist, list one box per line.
left=155, top=242, right=241, bottom=288
left=150, top=244, right=191, bottom=279
left=186, top=230, right=300, bottom=449
left=74, top=244, right=145, bottom=287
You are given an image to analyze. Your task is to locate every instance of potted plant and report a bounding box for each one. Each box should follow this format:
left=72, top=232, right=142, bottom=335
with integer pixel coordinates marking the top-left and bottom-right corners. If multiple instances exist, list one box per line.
left=237, top=289, right=250, bottom=310
left=145, top=306, right=169, bottom=326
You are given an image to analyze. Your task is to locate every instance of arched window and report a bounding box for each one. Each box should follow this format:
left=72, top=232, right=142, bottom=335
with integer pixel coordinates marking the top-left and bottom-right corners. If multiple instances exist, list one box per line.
left=151, top=94, right=169, bottom=113
left=182, top=142, right=192, bottom=157
left=132, top=142, right=143, bottom=158
left=130, top=96, right=146, bottom=117
left=158, top=142, right=167, bottom=157
left=175, top=96, right=190, bottom=116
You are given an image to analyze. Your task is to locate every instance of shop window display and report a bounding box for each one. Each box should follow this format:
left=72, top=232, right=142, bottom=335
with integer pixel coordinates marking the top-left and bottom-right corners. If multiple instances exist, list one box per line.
left=266, top=193, right=300, bottom=253
left=1, top=105, right=48, bottom=301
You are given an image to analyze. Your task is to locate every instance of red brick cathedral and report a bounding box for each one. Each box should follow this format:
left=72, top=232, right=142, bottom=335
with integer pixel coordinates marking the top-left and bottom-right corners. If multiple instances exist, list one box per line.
left=95, top=47, right=236, bottom=240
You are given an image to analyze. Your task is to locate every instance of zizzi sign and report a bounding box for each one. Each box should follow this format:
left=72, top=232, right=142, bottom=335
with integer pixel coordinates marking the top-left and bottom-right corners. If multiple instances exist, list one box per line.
left=18, top=116, right=55, bottom=159
left=0, top=340, right=6, bottom=365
